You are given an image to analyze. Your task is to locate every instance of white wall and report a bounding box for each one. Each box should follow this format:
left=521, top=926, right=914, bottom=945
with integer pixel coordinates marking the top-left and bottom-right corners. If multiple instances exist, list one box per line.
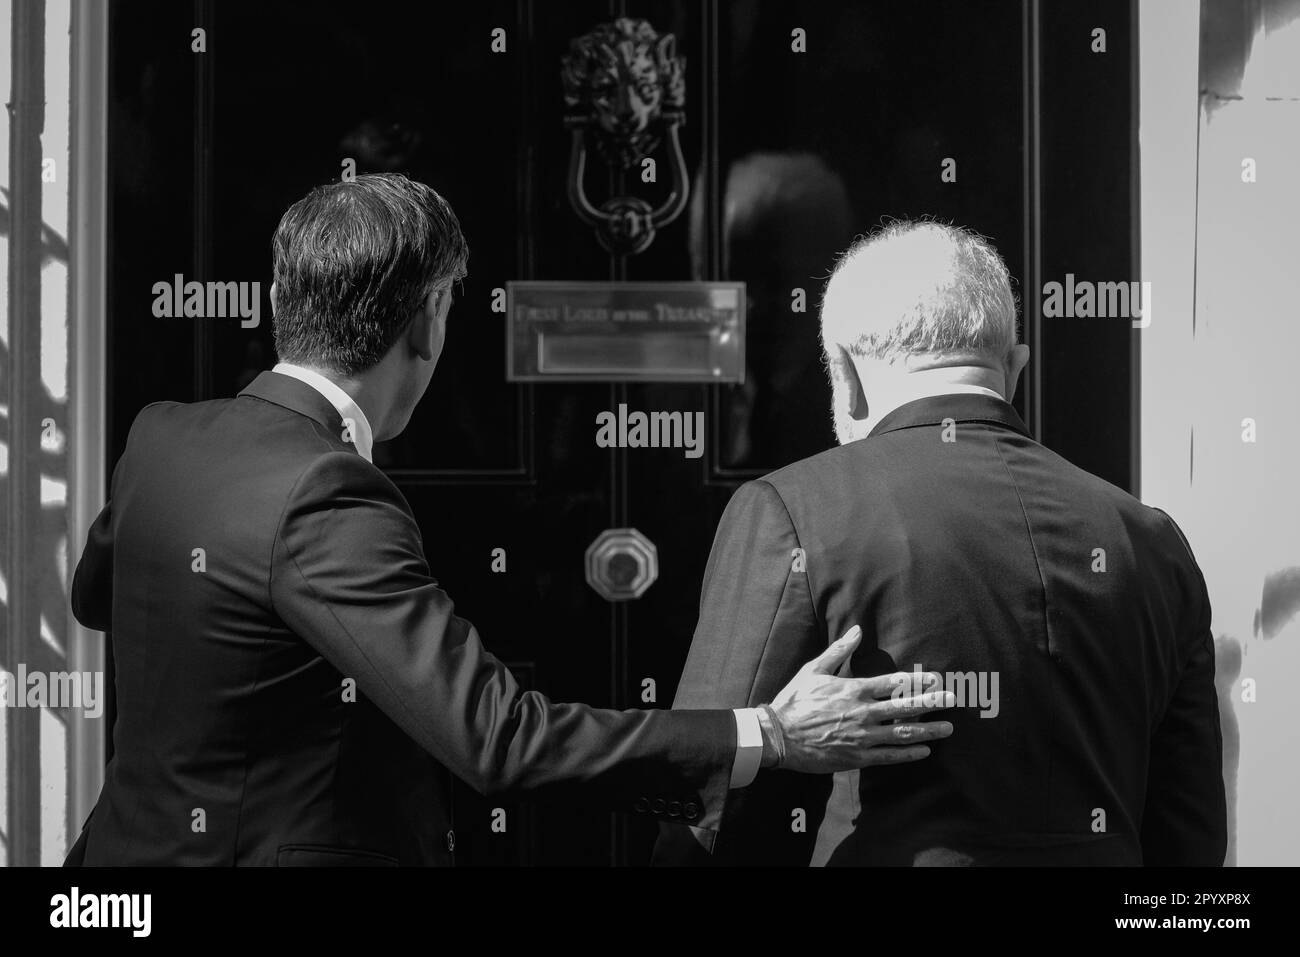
left=1141, top=0, right=1300, bottom=866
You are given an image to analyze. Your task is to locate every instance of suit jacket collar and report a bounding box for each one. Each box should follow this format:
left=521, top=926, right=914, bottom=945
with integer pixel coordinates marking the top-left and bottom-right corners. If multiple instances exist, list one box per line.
left=867, top=393, right=1031, bottom=439
left=239, top=370, right=350, bottom=439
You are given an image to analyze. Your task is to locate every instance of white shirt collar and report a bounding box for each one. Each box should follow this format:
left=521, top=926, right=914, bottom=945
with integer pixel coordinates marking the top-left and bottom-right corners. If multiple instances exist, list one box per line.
left=931, top=384, right=1006, bottom=400
left=271, top=362, right=375, bottom=462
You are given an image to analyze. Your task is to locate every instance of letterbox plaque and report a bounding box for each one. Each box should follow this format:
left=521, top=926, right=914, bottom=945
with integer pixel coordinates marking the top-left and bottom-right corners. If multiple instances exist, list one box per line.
left=506, top=281, right=745, bottom=383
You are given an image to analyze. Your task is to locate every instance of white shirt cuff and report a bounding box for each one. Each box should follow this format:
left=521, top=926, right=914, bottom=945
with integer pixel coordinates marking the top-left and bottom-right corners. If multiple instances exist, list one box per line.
left=729, top=708, right=765, bottom=788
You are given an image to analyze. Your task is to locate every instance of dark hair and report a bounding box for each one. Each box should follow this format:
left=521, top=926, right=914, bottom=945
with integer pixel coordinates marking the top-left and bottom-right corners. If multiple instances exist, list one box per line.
left=271, top=173, right=468, bottom=375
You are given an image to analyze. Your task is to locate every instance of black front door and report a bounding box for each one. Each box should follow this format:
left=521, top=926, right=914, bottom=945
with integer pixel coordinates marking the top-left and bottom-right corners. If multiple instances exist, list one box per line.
left=107, top=0, right=1135, bottom=865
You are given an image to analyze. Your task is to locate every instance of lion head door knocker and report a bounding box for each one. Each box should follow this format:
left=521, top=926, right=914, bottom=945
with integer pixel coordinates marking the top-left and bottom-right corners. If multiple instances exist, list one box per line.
left=562, top=18, right=689, bottom=255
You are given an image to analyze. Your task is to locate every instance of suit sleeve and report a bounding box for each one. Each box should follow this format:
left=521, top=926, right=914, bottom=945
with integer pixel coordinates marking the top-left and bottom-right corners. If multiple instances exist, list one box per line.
left=1141, top=510, right=1228, bottom=865
left=653, top=479, right=830, bottom=865
left=70, top=404, right=162, bottom=633
left=269, top=451, right=737, bottom=831
left=70, top=500, right=114, bottom=633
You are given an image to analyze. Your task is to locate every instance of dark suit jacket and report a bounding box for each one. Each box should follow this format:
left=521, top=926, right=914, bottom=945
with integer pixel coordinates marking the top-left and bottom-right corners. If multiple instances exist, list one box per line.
left=655, top=393, right=1226, bottom=866
left=67, top=371, right=736, bottom=866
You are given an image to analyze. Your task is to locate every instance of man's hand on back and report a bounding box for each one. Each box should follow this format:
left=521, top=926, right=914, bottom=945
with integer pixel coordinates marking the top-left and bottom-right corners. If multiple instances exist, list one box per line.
left=756, top=625, right=955, bottom=774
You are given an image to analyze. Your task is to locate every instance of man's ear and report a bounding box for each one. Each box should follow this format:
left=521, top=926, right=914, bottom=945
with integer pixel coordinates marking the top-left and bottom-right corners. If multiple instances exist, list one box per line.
left=406, top=287, right=445, bottom=361
left=834, top=345, right=869, bottom=421
left=1004, top=343, right=1031, bottom=401
left=269, top=282, right=278, bottom=317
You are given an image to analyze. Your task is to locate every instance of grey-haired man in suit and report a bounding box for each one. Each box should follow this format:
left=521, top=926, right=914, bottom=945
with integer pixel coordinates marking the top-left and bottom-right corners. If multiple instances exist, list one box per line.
left=657, top=221, right=1225, bottom=866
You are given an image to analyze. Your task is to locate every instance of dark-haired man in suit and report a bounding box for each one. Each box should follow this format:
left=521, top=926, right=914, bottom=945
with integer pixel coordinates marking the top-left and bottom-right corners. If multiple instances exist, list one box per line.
left=66, top=174, right=956, bottom=866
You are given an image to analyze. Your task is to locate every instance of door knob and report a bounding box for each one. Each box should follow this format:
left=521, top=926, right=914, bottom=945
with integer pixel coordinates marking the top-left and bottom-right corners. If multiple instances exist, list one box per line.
left=585, top=528, right=658, bottom=601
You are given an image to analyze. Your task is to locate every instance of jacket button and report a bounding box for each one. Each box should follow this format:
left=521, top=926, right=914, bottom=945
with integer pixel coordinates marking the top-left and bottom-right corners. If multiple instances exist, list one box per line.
left=446, top=830, right=456, bottom=852
left=668, top=801, right=682, bottom=817
left=683, top=802, right=700, bottom=821
left=651, top=798, right=666, bottom=814
left=633, top=797, right=649, bottom=813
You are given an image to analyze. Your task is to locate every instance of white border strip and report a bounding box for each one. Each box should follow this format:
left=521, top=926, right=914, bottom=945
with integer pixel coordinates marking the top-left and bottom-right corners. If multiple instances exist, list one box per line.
left=1137, top=0, right=1201, bottom=509
left=66, top=0, right=109, bottom=835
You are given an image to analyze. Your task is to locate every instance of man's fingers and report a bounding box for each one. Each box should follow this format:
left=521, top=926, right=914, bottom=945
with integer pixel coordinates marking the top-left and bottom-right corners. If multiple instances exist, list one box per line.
left=861, top=671, right=945, bottom=700
left=869, top=690, right=957, bottom=719
left=862, top=744, right=933, bottom=765
left=870, top=721, right=954, bottom=744
left=803, top=625, right=863, bottom=675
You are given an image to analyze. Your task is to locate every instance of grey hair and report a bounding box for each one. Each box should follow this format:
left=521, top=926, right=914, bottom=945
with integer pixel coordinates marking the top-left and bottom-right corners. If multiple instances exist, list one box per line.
left=820, top=219, right=1019, bottom=363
